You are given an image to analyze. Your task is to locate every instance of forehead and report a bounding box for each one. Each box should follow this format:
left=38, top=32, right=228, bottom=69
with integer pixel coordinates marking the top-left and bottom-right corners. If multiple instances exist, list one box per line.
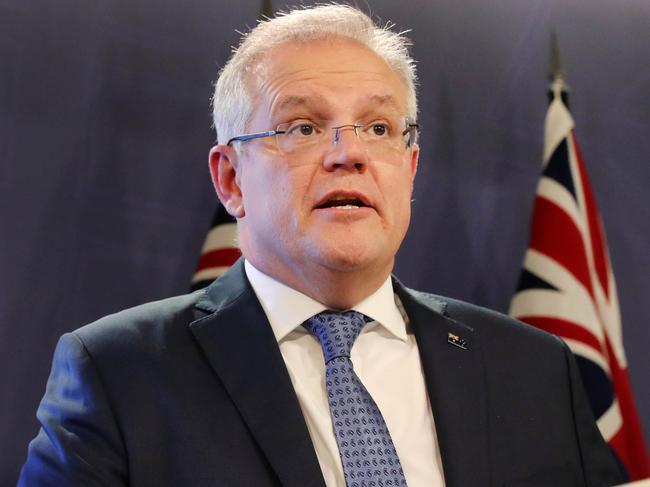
left=248, top=38, right=408, bottom=120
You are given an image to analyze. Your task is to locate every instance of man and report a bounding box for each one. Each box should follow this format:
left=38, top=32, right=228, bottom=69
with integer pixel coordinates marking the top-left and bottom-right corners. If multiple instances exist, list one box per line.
left=20, top=5, right=623, bottom=486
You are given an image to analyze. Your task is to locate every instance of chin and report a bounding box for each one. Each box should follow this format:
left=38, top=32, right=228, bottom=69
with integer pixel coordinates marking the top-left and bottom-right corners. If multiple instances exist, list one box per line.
left=310, top=240, right=384, bottom=273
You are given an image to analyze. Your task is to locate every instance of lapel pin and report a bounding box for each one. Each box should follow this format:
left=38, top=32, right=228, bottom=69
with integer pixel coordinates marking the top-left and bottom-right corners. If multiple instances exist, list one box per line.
left=447, top=332, right=468, bottom=350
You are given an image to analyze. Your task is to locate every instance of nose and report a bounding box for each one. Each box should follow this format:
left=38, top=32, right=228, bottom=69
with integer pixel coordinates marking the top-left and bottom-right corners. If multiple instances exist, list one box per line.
left=322, top=125, right=368, bottom=173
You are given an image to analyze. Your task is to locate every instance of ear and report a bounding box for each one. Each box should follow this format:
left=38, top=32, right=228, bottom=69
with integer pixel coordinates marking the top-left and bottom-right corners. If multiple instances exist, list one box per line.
left=209, top=144, right=245, bottom=218
left=409, top=143, right=419, bottom=193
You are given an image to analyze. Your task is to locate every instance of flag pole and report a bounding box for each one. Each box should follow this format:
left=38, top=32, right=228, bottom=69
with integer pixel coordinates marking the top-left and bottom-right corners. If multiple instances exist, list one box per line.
left=548, top=31, right=570, bottom=106
left=260, top=0, right=274, bottom=19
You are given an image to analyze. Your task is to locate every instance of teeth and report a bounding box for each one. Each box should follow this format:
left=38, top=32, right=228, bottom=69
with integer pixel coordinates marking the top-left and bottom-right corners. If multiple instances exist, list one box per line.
left=317, top=195, right=366, bottom=209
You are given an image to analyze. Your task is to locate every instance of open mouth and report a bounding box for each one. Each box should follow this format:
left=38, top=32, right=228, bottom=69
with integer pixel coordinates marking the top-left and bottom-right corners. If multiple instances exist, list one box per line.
left=316, top=197, right=367, bottom=210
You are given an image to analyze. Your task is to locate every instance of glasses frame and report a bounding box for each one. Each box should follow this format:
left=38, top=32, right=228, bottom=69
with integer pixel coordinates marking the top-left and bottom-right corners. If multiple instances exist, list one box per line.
left=226, top=118, right=419, bottom=151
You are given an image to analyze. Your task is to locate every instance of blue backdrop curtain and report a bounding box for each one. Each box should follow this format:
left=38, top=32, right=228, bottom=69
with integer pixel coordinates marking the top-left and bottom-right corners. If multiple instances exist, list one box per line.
left=1, top=0, right=648, bottom=483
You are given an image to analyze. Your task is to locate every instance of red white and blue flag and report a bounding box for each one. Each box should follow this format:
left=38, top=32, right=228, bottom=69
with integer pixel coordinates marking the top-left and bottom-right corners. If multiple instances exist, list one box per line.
left=509, top=87, right=650, bottom=480
left=191, top=204, right=241, bottom=291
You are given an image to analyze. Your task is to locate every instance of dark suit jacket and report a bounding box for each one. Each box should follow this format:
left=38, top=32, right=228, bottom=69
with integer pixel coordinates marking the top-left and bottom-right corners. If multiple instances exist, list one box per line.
left=19, top=260, right=623, bottom=486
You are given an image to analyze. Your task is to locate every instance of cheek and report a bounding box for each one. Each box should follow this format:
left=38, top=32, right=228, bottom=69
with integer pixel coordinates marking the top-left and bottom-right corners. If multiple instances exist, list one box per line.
left=242, top=162, right=311, bottom=223
left=382, top=168, right=415, bottom=215
left=241, top=162, right=274, bottom=215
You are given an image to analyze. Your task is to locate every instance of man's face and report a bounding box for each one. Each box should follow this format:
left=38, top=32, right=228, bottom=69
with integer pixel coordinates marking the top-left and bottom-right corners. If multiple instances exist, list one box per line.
left=215, top=37, right=418, bottom=292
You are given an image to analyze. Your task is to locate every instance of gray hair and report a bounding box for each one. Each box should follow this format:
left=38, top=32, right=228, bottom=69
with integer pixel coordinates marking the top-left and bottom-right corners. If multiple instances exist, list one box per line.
left=212, top=4, right=418, bottom=145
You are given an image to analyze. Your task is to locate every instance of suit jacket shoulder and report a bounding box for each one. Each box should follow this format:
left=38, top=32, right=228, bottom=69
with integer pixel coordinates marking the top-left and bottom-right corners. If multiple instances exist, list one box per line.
left=19, top=260, right=324, bottom=487
left=403, top=285, right=561, bottom=346
left=394, top=281, right=624, bottom=486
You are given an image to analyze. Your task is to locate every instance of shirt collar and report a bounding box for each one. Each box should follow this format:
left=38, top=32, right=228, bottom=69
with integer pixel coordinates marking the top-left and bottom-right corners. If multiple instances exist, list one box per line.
left=244, top=259, right=408, bottom=343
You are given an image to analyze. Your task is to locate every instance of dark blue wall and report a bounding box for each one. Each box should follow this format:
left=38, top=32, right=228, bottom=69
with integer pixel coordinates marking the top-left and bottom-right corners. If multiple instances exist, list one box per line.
left=1, top=0, right=648, bottom=483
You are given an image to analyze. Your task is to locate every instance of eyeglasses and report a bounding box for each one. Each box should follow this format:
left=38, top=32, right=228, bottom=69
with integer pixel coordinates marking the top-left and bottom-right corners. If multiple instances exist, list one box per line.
left=226, top=116, right=418, bottom=158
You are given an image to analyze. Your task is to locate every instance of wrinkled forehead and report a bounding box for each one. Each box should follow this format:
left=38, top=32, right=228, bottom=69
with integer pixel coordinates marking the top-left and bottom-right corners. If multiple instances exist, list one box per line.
left=272, top=93, right=405, bottom=117
left=243, top=37, right=410, bottom=122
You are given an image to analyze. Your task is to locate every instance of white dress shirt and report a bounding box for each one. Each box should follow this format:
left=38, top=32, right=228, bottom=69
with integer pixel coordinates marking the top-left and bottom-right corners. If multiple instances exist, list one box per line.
left=244, top=260, right=445, bottom=487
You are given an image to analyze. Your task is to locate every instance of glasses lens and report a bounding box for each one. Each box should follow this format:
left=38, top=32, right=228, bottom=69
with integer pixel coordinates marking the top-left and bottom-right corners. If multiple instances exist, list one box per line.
left=357, top=116, right=413, bottom=152
left=276, top=120, right=326, bottom=154
left=275, top=116, right=416, bottom=160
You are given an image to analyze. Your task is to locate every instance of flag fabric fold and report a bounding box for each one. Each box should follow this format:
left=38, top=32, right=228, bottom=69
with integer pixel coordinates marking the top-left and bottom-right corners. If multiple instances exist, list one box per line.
left=191, top=204, right=241, bottom=291
left=510, top=91, right=650, bottom=480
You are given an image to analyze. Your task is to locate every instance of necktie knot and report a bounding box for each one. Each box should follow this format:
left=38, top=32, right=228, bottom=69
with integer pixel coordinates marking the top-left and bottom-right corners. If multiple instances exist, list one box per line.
left=303, top=310, right=369, bottom=363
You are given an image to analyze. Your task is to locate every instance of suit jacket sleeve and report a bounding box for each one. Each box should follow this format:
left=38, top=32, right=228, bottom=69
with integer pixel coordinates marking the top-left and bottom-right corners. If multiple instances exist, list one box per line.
left=18, top=333, right=128, bottom=486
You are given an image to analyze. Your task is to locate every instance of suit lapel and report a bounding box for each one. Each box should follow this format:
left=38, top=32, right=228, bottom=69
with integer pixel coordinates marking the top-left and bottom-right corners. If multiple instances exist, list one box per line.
left=394, top=280, right=491, bottom=486
left=190, top=260, right=325, bottom=487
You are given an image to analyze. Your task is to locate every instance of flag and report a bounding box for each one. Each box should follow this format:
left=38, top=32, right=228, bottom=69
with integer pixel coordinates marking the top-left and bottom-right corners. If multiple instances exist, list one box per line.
left=191, top=204, right=240, bottom=291
left=509, top=77, right=650, bottom=479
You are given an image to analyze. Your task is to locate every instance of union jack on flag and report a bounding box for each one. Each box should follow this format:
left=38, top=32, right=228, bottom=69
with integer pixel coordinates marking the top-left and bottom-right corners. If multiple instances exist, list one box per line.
left=509, top=87, right=650, bottom=480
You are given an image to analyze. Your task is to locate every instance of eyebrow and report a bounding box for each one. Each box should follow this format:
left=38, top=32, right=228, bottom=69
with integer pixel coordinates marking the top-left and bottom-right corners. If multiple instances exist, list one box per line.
left=274, top=95, right=326, bottom=113
left=365, top=94, right=401, bottom=110
left=271, top=93, right=403, bottom=119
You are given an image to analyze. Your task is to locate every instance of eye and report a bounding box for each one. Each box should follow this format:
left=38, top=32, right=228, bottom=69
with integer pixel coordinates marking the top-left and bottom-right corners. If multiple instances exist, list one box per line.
left=285, top=120, right=321, bottom=138
left=364, top=121, right=391, bottom=138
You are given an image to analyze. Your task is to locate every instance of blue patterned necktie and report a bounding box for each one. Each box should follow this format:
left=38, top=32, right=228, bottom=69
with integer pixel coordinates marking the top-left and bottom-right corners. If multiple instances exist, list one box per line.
left=303, top=310, right=408, bottom=487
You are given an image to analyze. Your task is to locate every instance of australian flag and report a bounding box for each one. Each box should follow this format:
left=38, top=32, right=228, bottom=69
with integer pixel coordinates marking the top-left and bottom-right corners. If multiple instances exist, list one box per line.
left=509, top=85, right=650, bottom=480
